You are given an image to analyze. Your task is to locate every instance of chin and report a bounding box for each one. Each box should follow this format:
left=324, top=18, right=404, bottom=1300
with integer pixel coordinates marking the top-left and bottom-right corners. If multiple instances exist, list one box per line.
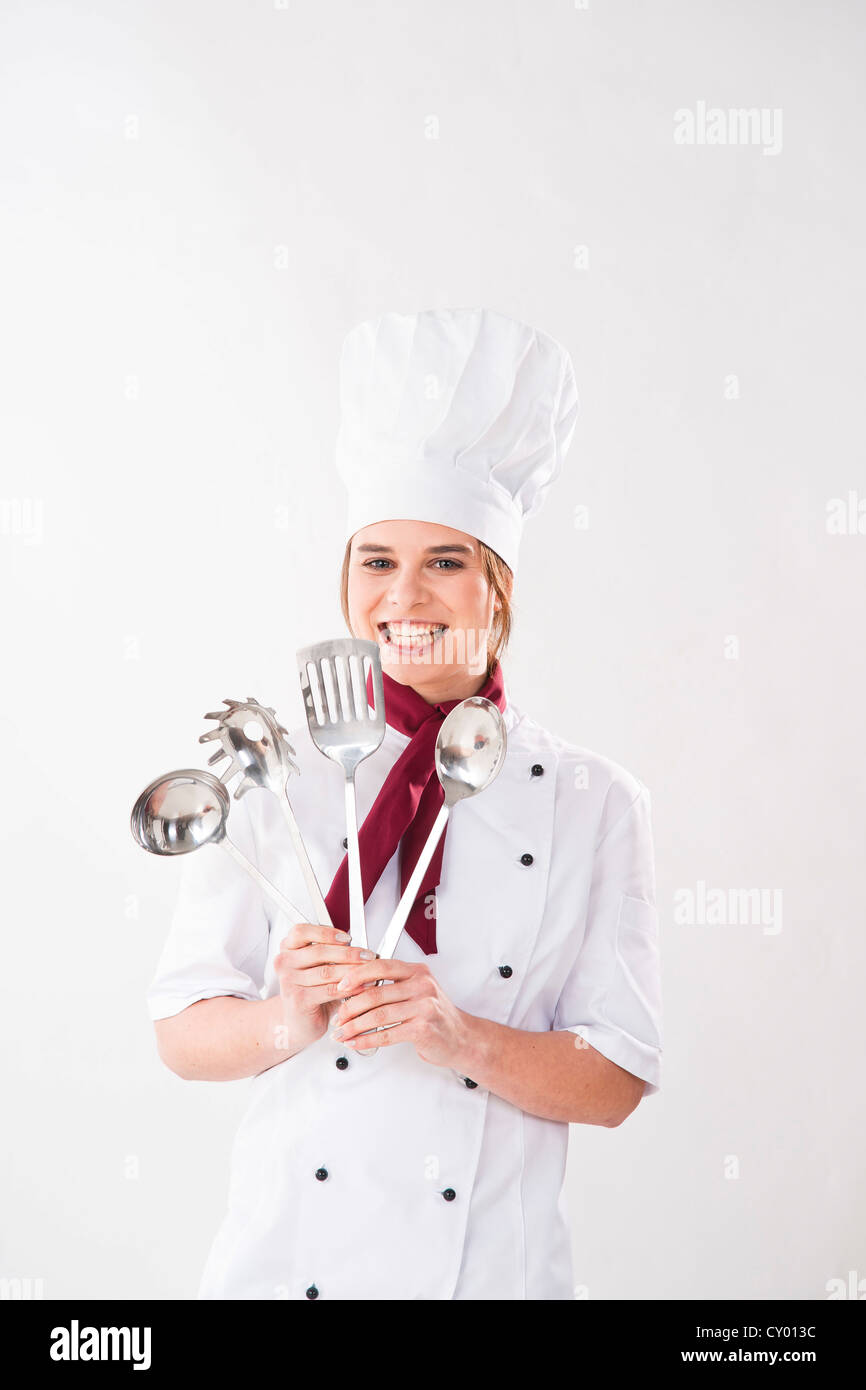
left=380, top=652, right=456, bottom=679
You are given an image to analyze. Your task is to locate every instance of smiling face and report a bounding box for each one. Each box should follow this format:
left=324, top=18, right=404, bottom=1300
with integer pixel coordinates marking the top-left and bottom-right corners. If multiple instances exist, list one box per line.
left=346, top=518, right=508, bottom=704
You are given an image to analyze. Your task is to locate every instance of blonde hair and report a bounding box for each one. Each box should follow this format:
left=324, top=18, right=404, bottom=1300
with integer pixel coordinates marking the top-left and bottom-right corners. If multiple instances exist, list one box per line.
left=340, top=537, right=513, bottom=681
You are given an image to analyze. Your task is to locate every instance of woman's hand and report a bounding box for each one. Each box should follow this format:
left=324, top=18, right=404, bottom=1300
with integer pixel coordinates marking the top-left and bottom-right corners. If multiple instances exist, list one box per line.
left=329, top=958, right=473, bottom=1069
left=272, top=923, right=378, bottom=1049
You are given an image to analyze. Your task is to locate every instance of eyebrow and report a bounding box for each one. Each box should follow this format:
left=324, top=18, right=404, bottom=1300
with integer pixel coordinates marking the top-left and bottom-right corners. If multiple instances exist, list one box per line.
left=355, top=543, right=475, bottom=556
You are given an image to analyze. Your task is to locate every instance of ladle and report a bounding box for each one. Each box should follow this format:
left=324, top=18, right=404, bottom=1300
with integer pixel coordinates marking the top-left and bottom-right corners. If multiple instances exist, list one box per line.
left=131, top=769, right=306, bottom=925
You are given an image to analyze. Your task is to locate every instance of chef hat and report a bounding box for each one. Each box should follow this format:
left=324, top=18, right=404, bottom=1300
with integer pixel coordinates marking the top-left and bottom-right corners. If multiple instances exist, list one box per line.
left=335, top=307, right=578, bottom=575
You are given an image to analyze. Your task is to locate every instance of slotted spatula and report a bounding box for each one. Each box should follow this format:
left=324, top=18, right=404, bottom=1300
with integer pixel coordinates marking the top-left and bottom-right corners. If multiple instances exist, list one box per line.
left=296, top=638, right=385, bottom=953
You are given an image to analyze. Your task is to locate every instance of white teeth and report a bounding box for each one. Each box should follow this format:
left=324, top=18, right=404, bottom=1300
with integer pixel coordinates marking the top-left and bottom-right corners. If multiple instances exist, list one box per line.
left=381, top=622, right=447, bottom=640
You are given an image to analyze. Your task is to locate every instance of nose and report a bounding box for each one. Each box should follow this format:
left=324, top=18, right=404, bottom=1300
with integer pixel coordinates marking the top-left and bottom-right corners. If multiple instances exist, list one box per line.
left=383, top=564, right=432, bottom=610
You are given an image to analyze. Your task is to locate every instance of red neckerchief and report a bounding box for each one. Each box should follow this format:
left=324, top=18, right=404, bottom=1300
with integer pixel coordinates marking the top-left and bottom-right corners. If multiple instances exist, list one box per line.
left=323, top=659, right=507, bottom=954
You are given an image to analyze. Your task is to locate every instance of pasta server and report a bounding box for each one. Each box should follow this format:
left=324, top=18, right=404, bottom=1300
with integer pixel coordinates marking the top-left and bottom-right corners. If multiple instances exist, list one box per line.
left=199, top=696, right=333, bottom=926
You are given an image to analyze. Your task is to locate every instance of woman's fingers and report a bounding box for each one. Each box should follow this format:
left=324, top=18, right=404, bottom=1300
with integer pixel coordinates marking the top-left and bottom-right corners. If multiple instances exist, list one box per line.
left=275, top=956, right=380, bottom=1006
left=286, top=979, right=367, bottom=1009
left=335, top=956, right=419, bottom=995
left=334, top=981, right=406, bottom=1021
left=274, top=922, right=374, bottom=976
left=278, top=942, right=375, bottom=972
left=280, top=923, right=350, bottom=951
left=332, top=998, right=416, bottom=1043
left=349, top=1022, right=413, bottom=1051
left=274, top=925, right=396, bottom=1019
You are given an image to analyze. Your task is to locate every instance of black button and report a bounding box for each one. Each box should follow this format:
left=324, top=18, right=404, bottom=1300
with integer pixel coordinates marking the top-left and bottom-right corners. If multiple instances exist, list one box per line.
left=442, top=1188, right=456, bottom=1201
left=531, top=763, right=544, bottom=777
left=499, top=965, right=513, bottom=978
left=464, top=1077, right=478, bottom=1089
left=305, top=1284, right=319, bottom=1299
left=341, top=837, right=348, bottom=850
left=315, top=1167, right=328, bottom=1181
left=520, top=852, right=534, bottom=866
left=335, top=1056, right=349, bottom=1070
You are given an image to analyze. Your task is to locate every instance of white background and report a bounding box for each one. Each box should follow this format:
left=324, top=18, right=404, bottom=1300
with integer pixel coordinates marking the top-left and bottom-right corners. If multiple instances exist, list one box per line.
left=1, top=0, right=864, bottom=1300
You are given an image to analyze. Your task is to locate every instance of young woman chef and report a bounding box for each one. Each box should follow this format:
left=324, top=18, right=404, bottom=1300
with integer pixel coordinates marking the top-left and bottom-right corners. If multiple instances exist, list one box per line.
left=147, top=307, right=663, bottom=1301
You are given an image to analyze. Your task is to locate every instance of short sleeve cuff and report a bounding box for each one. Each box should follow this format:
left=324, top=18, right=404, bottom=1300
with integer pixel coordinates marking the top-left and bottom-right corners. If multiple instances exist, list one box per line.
left=563, top=1022, right=662, bottom=1097
left=147, top=988, right=263, bottom=1023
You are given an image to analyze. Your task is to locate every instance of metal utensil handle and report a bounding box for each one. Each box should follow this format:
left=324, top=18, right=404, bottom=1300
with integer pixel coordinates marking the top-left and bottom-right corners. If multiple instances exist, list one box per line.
left=217, top=838, right=306, bottom=925
left=343, top=774, right=380, bottom=1053
left=344, top=774, right=368, bottom=950
left=377, top=802, right=451, bottom=962
left=334, top=796, right=451, bottom=1059
left=279, top=794, right=333, bottom=926
left=359, top=801, right=449, bottom=1049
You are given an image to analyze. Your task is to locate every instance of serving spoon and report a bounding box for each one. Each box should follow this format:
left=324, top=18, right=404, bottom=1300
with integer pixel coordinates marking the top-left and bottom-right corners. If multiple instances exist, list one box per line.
left=377, top=695, right=507, bottom=961
left=351, top=695, right=507, bottom=1054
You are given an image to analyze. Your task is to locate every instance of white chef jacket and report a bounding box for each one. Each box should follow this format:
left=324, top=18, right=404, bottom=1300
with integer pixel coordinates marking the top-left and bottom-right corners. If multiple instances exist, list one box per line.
left=146, top=695, right=663, bottom=1301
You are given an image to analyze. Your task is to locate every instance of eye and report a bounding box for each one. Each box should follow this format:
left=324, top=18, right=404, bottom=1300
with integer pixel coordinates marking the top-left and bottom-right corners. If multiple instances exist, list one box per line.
left=361, top=557, right=463, bottom=571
